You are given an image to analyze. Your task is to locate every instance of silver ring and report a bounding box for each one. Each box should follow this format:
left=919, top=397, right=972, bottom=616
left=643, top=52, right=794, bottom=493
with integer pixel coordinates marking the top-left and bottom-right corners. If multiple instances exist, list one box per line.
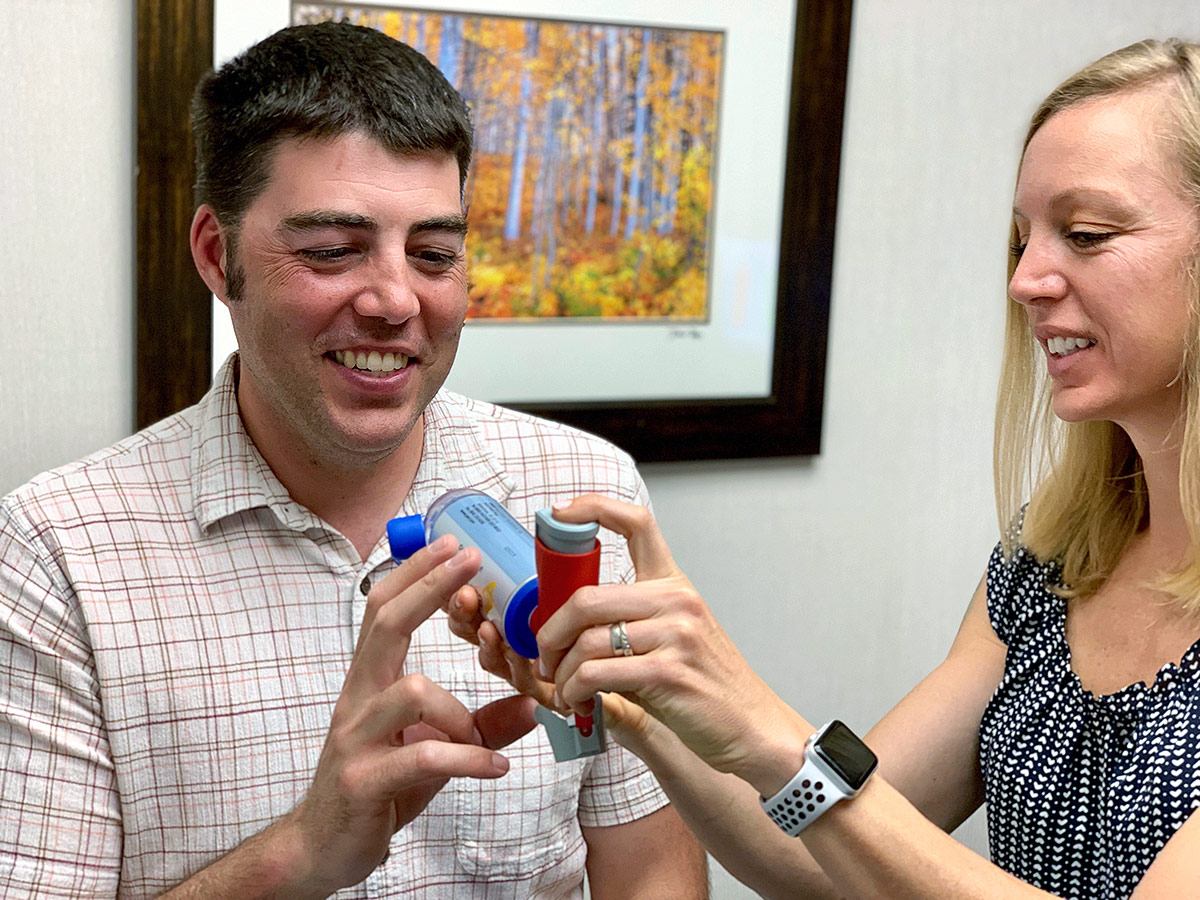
left=609, top=621, right=634, bottom=657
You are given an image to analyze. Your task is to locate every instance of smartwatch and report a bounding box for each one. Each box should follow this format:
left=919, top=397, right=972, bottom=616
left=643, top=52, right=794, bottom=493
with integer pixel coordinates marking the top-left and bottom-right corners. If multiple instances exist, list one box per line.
left=760, top=719, right=878, bottom=836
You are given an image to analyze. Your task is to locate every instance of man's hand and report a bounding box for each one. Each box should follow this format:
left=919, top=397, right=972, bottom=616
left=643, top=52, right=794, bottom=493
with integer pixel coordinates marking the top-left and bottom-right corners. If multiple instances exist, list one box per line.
left=282, top=535, right=537, bottom=896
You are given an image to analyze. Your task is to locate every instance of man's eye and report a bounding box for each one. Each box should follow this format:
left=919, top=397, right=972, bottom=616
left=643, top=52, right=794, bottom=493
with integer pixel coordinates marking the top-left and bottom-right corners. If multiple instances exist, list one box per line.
left=411, top=249, right=459, bottom=270
left=1009, top=242, right=1026, bottom=261
left=298, top=247, right=355, bottom=262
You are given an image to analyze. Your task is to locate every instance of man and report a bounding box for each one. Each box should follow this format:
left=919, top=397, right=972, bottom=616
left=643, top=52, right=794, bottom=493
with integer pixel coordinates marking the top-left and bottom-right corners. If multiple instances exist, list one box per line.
left=0, top=21, right=706, bottom=899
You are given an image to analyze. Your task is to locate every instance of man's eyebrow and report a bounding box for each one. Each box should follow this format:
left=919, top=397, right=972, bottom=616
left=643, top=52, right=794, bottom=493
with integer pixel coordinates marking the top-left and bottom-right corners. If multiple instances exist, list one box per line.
left=411, top=214, right=469, bottom=237
left=279, top=212, right=377, bottom=234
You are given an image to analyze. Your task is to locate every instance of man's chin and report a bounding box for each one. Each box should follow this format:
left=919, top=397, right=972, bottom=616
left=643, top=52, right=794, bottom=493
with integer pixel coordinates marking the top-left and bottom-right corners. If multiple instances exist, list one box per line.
left=325, top=415, right=423, bottom=464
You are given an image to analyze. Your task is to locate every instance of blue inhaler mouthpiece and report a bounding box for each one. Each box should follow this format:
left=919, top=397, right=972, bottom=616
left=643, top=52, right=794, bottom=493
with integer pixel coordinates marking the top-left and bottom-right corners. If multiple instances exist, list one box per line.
left=387, top=514, right=428, bottom=561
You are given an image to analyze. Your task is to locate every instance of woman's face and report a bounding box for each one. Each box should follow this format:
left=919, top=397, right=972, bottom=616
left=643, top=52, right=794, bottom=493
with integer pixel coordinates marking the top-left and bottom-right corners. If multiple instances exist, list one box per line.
left=1009, top=86, right=1200, bottom=443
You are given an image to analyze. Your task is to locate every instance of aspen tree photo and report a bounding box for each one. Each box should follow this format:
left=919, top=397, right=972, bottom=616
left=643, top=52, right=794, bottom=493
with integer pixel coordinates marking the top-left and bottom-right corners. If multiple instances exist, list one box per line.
left=295, top=4, right=723, bottom=322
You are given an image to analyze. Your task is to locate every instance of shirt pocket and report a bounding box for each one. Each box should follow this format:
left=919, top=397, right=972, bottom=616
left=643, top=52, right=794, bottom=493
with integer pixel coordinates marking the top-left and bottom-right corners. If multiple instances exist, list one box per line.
left=449, top=670, right=587, bottom=878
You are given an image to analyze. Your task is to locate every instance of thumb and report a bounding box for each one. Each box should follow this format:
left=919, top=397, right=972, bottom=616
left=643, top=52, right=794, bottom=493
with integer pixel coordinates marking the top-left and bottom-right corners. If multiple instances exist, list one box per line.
left=474, top=694, right=539, bottom=750
left=598, top=692, right=651, bottom=742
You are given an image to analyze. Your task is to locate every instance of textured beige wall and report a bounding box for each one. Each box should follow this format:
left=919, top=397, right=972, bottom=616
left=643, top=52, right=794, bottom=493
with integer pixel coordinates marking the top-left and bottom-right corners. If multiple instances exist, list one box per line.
left=0, top=2, right=133, bottom=494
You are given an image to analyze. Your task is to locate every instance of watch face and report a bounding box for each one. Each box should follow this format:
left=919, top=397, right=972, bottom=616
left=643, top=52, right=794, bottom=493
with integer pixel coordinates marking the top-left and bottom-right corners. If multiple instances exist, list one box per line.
left=813, top=720, right=878, bottom=790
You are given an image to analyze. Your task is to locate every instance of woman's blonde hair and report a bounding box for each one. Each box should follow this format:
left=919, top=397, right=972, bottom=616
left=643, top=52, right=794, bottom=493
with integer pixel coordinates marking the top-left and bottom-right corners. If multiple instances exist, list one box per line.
left=995, top=39, right=1200, bottom=609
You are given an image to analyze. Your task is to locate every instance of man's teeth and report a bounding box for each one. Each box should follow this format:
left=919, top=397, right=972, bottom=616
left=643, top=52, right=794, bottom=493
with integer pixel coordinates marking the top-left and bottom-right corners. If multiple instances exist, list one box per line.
left=1048, top=336, right=1095, bottom=357
left=332, top=349, right=410, bottom=373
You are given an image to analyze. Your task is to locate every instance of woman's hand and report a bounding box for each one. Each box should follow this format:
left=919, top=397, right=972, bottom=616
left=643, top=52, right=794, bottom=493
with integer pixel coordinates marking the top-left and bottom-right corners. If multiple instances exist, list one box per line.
left=445, top=583, right=558, bottom=710
left=534, top=494, right=808, bottom=783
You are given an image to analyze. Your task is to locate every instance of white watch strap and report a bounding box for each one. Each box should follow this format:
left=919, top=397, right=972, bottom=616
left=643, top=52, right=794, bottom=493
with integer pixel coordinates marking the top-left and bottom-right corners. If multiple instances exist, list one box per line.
left=760, top=751, right=847, bottom=836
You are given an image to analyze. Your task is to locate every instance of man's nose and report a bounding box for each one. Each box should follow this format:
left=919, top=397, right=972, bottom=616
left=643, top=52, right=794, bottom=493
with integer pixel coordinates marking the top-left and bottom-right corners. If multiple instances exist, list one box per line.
left=353, top=254, right=421, bottom=324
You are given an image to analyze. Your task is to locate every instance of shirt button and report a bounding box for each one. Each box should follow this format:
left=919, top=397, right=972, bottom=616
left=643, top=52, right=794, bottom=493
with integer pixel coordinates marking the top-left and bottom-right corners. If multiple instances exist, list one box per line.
left=360, top=577, right=372, bottom=596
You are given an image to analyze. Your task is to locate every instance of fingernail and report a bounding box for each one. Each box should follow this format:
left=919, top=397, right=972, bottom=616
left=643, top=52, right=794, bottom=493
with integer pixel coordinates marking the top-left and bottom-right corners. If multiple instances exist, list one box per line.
left=492, top=752, right=509, bottom=772
left=444, top=550, right=470, bottom=569
left=433, top=533, right=456, bottom=551
left=537, top=659, right=548, bottom=679
left=450, top=594, right=463, bottom=613
left=552, top=499, right=571, bottom=511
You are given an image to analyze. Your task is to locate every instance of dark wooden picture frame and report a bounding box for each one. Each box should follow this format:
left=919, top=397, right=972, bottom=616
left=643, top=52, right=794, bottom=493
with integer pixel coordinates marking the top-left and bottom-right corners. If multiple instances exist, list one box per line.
left=136, top=0, right=852, bottom=462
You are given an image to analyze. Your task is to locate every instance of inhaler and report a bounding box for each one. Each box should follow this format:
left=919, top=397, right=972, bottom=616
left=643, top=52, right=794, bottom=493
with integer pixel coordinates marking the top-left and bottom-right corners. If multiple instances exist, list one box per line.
left=387, top=488, right=540, bottom=658
left=532, top=508, right=602, bottom=738
left=387, top=491, right=608, bottom=760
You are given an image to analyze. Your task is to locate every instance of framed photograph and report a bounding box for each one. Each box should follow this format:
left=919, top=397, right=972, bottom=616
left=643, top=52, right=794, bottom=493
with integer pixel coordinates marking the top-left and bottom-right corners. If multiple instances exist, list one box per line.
left=136, top=0, right=852, bottom=461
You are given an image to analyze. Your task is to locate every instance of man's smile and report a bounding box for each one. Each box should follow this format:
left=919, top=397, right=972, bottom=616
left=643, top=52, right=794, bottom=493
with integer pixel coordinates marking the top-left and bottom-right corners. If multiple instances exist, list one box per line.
left=330, top=348, right=412, bottom=375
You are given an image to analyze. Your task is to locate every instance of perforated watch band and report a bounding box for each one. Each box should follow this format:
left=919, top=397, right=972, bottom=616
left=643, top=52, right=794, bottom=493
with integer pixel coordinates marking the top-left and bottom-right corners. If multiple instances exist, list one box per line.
left=760, top=749, right=848, bottom=836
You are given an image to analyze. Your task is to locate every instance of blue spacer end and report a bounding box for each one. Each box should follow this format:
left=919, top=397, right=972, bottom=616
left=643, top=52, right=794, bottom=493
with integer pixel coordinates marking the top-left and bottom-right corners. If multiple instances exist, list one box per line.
left=504, top=580, right=540, bottom=659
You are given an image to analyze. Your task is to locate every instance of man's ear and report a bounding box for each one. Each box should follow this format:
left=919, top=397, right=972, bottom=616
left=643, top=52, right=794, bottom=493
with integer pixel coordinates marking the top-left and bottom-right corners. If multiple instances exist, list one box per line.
left=190, top=204, right=231, bottom=305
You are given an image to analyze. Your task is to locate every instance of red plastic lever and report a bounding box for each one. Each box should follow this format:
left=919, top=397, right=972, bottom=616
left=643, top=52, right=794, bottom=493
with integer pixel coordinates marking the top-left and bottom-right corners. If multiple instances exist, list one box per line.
left=533, top=537, right=601, bottom=736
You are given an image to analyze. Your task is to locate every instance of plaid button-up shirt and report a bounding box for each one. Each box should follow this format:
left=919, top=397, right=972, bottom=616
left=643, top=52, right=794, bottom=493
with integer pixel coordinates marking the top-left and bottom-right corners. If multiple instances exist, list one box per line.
left=0, top=356, right=666, bottom=899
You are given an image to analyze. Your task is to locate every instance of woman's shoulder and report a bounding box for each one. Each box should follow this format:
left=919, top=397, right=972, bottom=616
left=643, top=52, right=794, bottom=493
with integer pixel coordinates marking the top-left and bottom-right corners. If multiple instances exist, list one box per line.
left=985, top=540, right=1062, bottom=647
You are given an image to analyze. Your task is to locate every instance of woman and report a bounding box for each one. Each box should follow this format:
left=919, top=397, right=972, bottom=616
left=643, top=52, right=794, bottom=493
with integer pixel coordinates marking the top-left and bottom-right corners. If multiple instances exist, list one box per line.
left=451, top=39, right=1200, bottom=898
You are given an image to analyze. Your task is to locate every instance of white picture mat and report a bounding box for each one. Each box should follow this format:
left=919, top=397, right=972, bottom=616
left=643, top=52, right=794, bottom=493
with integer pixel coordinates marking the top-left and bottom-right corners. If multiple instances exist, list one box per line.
left=212, top=0, right=794, bottom=403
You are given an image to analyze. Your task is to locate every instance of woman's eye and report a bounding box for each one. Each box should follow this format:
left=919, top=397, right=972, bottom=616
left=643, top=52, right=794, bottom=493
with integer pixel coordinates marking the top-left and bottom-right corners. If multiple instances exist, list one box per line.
left=1009, top=242, right=1026, bottom=260
left=1067, top=230, right=1117, bottom=248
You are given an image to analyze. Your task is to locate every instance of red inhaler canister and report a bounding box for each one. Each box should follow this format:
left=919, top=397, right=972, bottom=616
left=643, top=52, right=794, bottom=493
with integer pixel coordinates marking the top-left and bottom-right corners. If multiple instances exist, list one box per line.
left=533, top=509, right=600, bottom=737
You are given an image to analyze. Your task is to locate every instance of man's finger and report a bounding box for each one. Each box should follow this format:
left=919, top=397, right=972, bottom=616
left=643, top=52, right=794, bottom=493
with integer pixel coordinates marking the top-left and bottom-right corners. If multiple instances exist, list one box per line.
left=372, top=740, right=512, bottom=799
left=596, top=691, right=649, bottom=735
left=446, top=585, right=484, bottom=647
left=355, top=673, right=480, bottom=746
left=356, top=534, right=459, bottom=656
left=476, top=621, right=512, bottom=681
left=350, top=547, right=482, bottom=693
left=551, top=494, right=677, bottom=581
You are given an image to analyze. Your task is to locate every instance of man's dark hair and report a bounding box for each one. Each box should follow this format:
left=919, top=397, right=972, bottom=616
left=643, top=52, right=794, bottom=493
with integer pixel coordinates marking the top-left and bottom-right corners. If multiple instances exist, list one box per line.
left=191, top=20, right=473, bottom=230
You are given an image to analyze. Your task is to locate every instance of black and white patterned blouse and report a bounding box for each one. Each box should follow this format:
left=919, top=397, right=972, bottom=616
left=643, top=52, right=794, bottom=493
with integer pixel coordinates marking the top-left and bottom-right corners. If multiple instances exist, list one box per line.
left=980, top=542, right=1200, bottom=899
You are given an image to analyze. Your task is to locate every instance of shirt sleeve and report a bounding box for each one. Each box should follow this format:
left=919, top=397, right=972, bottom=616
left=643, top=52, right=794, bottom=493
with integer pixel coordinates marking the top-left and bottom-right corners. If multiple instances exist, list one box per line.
left=0, top=499, right=122, bottom=898
left=606, top=454, right=653, bottom=588
left=577, top=738, right=670, bottom=828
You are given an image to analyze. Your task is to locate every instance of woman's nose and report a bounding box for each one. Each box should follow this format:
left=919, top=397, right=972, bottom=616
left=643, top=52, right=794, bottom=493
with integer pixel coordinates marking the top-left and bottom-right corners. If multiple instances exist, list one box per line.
left=1008, top=236, right=1068, bottom=308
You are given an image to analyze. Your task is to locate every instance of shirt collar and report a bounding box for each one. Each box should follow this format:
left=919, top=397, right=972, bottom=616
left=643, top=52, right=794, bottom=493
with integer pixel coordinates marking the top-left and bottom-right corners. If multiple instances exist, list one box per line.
left=192, top=355, right=516, bottom=533
left=192, top=354, right=302, bottom=532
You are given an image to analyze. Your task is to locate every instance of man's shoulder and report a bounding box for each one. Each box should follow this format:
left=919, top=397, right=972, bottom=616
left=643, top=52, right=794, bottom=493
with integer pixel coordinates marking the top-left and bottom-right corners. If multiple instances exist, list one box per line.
left=429, top=390, right=645, bottom=503
left=435, top=390, right=636, bottom=464
left=3, top=407, right=199, bottom=526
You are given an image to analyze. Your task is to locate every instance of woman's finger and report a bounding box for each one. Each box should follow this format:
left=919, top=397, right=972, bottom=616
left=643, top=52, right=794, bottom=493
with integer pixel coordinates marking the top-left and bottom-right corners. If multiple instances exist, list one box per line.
left=555, top=618, right=657, bottom=678
left=536, top=578, right=689, bottom=676
left=556, top=655, right=670, bottom=715
left=551, top=494, right=679, bottom=582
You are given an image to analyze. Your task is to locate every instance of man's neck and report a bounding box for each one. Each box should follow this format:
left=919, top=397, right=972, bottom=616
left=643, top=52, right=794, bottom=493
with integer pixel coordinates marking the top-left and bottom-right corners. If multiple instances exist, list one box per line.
left=295, top=420, right=424, bottom=562
left=243, top=409, right=424, bottom=563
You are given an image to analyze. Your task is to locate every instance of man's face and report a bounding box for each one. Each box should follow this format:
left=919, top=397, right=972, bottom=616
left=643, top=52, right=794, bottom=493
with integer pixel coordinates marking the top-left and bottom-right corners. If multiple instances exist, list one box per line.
left=218, top=133, right=468, bottom=471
